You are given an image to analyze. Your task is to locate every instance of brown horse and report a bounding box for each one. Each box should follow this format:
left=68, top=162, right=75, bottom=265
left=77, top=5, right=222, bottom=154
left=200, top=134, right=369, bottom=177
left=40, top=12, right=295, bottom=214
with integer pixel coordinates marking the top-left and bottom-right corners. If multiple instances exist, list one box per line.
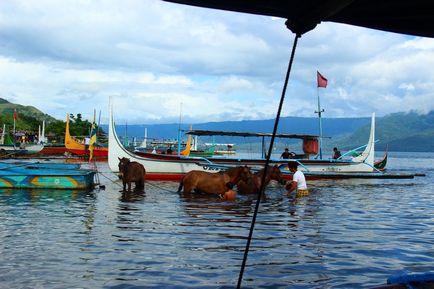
left=237, top=165, right=285, bottom=195
left=177, top=166, right=252, bottom=196
left=118, top=157, right=146, bottom=192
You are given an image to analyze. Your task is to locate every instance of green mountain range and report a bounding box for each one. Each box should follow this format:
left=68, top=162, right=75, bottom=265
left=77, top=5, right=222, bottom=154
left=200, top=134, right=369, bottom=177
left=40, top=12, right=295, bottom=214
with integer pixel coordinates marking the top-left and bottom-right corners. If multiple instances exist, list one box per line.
left=335, top=111, right=434, bottom=152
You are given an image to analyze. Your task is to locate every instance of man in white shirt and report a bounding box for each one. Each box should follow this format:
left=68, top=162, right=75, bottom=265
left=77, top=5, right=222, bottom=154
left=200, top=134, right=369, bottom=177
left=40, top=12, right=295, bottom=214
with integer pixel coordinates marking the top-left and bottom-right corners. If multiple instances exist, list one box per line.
left=285, top=162, right=308, bottom=196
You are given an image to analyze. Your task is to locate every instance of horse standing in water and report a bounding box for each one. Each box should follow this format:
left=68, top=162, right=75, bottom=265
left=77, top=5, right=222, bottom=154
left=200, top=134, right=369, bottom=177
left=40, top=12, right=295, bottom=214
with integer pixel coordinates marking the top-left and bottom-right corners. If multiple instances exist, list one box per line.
left=237, top=165, right=285, bottom=195
left=118, top=157, right=146, bottom=192
left=177, top=166, right=252, bottom=196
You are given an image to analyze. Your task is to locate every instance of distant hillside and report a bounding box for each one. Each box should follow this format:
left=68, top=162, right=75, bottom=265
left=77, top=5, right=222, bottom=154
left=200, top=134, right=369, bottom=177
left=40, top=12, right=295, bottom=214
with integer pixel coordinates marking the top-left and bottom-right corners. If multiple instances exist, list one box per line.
left=0, top=98, right=58, bottom=131
left=336, top=111, right=434, bottom=152
left=0, top=98, right=56, bottom=121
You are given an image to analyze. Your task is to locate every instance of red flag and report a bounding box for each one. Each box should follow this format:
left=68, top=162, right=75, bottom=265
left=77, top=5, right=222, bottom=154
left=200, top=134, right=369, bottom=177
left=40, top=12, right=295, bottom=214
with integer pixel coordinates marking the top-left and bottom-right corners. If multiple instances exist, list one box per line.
left=317, top=71, right=328, bottom=88
left=13, top=109, right=17, bottom=120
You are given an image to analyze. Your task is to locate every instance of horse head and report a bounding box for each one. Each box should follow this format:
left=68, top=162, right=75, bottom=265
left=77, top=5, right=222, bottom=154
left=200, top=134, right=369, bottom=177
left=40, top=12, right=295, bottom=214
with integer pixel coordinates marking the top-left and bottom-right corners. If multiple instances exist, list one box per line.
left=270, top=165, right=286, bottom=185
left=224, top=165, right=252, bottom=184
left=118, top=157, right=131, bottom=177
left=238, top=165, right=252, bottom=183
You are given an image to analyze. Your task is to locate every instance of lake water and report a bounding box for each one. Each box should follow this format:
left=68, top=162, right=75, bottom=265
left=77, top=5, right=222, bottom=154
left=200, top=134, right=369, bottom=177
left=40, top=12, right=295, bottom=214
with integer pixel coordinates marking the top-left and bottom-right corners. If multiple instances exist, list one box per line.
left=0, top=152, right=433, bottom=288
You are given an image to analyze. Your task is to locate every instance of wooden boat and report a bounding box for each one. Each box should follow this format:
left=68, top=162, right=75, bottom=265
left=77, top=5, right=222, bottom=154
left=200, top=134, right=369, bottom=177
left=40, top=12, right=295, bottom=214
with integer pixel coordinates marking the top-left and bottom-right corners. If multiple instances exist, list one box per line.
left=64, top=113, right=108, bottom=158
left=0, top=143, right=44, bottom=156
left=0, top=129, right=44, bottom=155
left=0, top=162, right=95, bottom=189
left=108, top=101, right=389, bottom=180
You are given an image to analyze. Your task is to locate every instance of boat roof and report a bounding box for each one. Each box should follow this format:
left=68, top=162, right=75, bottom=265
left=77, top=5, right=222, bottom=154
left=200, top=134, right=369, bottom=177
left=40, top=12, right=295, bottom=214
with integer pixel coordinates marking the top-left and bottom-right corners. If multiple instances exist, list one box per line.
left=186, top=129, right=319, bottom=139
left=163, top=0, right=434, bottom=38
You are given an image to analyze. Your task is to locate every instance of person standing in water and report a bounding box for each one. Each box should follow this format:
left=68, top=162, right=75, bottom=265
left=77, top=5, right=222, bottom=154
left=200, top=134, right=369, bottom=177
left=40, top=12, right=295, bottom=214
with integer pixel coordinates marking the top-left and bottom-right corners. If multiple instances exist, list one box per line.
left=285, top=162, right=308, bottom=197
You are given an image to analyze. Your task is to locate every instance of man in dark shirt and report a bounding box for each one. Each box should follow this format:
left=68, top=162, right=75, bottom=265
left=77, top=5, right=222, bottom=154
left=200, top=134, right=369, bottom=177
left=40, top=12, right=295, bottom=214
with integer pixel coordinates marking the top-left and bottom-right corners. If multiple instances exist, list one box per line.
left=281, top=148, right=291, bottom=159
left=332, top=147, right=341, bottom=159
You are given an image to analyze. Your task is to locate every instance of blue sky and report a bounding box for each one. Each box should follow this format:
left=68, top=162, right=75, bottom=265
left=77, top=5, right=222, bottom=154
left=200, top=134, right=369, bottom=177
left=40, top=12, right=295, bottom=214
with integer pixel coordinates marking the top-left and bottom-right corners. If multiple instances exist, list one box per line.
left=0, top=0, right=433, bottom=124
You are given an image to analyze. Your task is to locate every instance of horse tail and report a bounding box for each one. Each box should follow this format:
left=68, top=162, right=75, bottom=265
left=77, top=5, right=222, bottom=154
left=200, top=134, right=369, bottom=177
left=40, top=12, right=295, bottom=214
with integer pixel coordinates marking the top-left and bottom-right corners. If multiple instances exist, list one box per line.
left=177, top=176, right=185, bottom=192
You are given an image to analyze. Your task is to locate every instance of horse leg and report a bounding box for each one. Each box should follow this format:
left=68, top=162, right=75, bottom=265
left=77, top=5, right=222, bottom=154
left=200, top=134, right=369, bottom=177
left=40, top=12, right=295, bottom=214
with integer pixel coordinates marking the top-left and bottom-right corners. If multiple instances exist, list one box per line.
left=183, top=183, right=193, bottom=194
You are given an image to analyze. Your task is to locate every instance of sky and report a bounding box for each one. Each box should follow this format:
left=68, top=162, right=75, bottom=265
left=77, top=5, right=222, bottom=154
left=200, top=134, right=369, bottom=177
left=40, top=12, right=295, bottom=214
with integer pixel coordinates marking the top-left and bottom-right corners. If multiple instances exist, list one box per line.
left=0, top=1, right=433, bottom=125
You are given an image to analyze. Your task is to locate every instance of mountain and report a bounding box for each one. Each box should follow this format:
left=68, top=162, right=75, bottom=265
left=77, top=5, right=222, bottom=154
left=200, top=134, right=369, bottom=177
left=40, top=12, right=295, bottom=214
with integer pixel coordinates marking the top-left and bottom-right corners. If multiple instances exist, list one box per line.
left=0, top=98, right=57, bottom=131
left=0, top=98, right=56, bottom=121
left=335, top=111, right=434, bottom=152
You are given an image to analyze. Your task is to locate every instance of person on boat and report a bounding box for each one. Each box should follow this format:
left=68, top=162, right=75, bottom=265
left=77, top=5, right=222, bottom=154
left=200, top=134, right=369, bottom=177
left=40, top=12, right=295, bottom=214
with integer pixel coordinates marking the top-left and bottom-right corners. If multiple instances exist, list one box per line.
left=166, top=146, right=173, bottom=154
left=280, top=148, right=295, bottom=159
left=332, top=147, right=341, bottom=159
left=285, top=162, right=308, bottom=196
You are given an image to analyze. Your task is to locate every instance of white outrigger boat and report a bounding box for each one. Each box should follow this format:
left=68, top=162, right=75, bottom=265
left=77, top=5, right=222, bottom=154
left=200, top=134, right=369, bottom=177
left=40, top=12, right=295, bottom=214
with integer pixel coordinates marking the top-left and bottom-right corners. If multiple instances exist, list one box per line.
left=108, top=101, right=416, bottom=180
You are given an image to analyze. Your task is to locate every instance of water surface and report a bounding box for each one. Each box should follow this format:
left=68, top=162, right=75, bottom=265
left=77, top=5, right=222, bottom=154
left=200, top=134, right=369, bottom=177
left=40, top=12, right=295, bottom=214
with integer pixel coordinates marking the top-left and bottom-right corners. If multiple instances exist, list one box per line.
left=0, top=152, right=433, bottom=288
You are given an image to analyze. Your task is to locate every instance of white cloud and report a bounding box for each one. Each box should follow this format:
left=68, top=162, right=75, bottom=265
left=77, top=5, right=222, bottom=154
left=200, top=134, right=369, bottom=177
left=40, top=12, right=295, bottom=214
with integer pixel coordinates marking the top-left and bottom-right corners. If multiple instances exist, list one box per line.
left=0, top=0, right=433, bottom=124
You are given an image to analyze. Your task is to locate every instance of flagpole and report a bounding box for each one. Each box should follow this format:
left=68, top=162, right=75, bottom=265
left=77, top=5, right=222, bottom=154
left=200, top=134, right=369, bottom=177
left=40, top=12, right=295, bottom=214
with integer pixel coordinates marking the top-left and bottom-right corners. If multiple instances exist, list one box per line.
left=315, top=87, right=324, bottom=159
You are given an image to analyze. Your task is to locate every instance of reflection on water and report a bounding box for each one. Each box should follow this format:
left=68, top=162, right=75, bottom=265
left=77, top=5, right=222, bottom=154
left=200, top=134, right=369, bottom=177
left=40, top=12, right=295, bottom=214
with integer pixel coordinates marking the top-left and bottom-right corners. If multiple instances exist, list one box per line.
left=0, top=152, right=433, bottom=288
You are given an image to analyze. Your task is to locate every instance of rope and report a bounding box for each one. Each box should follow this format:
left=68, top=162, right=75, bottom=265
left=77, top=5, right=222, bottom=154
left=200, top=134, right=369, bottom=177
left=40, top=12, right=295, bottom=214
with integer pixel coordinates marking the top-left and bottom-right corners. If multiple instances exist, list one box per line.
left=236, top=33, right=300, bottom=289
left=94, top=169, right=179, bottom=194
left=144, top=180, right=179, bottom=193
left=96, top=171, right=122, bottom=188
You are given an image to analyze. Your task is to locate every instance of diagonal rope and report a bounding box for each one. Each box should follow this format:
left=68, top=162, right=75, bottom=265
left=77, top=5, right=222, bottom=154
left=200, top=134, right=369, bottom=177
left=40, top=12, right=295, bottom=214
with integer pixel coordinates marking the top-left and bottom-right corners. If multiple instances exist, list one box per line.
left=237, top=33, right=300, bottom=289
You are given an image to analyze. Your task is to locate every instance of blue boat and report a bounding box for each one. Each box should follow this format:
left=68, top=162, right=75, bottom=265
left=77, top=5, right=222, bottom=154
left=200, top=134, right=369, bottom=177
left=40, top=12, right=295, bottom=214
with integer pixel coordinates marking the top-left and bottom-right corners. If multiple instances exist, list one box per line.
left=0, top=162, right=81, bottom=170
left=0, top=162, right=95, bottom=189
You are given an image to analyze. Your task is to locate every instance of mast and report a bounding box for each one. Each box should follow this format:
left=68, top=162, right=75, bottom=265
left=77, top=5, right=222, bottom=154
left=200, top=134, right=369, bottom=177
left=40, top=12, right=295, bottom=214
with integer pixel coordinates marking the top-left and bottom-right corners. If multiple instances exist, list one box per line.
left=315, top=88, right=324, bottom=159
left=177, top=102, right=183, bottom=155
left=0, top=124, right=5, bottom=145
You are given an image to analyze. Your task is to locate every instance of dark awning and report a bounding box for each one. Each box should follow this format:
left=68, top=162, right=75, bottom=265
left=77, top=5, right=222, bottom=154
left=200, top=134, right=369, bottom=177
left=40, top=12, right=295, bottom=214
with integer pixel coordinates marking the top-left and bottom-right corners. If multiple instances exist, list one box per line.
left=186, top=129, right=319, bottom=139
left=163, top=0, right=434, bottom=37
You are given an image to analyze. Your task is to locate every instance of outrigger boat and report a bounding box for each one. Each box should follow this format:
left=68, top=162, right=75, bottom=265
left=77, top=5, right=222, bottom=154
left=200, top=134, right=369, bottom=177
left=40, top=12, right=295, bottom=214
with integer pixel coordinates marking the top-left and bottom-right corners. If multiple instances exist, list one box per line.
left=64, top=113, right=108, bottom=158
left=109, top=102, right=413, bottom=180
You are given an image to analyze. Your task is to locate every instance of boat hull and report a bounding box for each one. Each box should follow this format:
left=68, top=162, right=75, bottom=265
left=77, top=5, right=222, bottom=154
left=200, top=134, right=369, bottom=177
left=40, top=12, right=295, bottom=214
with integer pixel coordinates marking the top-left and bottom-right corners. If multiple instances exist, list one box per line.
left=39, top=145, right=68, bottom=155
left=108, top=100, right=378, bottom=181
left=66, top=148, right=108, bottom=157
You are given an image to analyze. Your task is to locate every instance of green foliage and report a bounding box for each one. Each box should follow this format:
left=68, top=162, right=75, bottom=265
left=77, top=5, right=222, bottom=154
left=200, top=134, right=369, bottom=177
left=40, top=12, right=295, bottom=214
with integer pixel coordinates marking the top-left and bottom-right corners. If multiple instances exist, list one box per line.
left=0, top=98, right=106, bottom=143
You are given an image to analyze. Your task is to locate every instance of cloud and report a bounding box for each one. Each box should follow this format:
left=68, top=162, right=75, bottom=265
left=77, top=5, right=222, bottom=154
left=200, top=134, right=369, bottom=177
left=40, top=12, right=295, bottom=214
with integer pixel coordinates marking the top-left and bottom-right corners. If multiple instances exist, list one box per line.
left=0, top=0, right=433, bottom=124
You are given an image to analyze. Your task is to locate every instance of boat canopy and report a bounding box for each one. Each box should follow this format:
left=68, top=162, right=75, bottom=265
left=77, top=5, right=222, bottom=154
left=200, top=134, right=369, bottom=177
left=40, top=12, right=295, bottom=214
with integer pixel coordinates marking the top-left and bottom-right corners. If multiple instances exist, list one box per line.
left=163, top=1, right=434, bottom=38
left=185, top=129, right=319, bottom=140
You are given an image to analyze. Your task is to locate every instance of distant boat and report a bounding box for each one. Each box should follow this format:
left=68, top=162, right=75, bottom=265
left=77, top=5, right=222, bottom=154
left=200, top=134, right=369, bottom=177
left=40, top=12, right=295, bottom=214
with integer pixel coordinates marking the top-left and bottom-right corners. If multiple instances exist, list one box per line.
left=190, top=144, right=216, bottom=157
left=64, top=114, right=108, bottom=158
left=0, top=124, right=44, bottom=155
